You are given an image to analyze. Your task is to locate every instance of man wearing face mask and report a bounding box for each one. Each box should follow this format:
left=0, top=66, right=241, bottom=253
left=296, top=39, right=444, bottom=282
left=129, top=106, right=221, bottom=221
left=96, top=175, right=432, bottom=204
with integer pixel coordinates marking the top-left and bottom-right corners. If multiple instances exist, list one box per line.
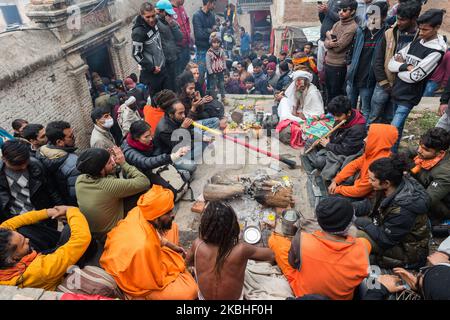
left=90, top=107, right=117, bottom=150
left=76, top=147, right=150, bottom=243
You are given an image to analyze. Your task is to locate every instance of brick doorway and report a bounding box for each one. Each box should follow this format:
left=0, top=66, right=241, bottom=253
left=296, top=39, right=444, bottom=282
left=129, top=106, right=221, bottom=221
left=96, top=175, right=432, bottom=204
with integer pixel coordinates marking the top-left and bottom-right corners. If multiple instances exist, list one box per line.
left=83, top=44, right=115, bottom=80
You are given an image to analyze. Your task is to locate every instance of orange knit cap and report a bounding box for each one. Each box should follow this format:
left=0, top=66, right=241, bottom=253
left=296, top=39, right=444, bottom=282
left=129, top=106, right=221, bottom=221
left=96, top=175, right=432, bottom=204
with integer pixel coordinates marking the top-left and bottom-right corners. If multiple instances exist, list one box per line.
left=138, top=185, right=175, bottom=221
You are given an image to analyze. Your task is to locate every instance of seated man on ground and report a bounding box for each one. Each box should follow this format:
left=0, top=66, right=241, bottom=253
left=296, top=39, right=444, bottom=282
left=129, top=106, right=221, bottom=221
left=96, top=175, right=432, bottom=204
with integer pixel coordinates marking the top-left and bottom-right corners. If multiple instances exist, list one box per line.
left=276, top=70, right=324, bottom=148
left=22, top=124, right=47, bottom=157
left=90, top=107, right=117, bottom=150
left=0, top=140, right=63, bottom=252
left=411, top=127, right=450, bottom=226
left=177, top=71, right=223, bottom=130
left=304, top=95, right=366, bottom=182
left=143, top=90, right=176, bottom=135
left=37, top=121, right=80, bottom=206
left=363, top=264, right=450, bottom=300
left=269, top=196, right=371, bottom=300
left=0, top=205, right=91, bottom=290
left=328, top=124, right=398, bottom=200
left=353, top=154, right=431, bottom=269
left=100, top=185, right=198, bottom=300
left=186, top=201, right=274, bottom=300
left=75, top=147, right=150, bottom=243
left=153, top=99, right=207, bottom=175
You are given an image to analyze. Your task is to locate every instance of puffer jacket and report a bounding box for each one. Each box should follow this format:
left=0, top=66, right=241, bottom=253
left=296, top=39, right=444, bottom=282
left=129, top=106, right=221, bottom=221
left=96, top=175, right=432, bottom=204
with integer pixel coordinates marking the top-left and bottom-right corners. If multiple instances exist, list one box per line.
left=0, top=159, right=63, bottom=222
left=121, top=139, right=172, bottom=178
left=132, top=15, right=166, bottom=73
left=0, top=208, right=91, bottom=290
left=354, top=176, right=431, bottom=268
left=157, top=17, right=183, bottom=63
left=36, top=144, right=80, bottom=206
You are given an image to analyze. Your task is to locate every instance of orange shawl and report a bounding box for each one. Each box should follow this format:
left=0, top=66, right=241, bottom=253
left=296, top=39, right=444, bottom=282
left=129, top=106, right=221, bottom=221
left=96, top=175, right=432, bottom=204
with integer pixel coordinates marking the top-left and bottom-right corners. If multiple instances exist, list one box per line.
left=0, top=251, right=38, bottom=281
left=412, top=152, right=446, bottom=174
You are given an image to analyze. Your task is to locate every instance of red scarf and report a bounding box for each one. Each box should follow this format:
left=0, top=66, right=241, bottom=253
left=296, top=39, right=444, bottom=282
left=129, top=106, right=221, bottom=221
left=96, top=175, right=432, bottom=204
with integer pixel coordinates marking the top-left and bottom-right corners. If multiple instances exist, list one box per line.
left=126, top=133, right=153, bottom=152
left=0, top=251, right=38, bottom=281
left=412, top=151, right=446, bottom=174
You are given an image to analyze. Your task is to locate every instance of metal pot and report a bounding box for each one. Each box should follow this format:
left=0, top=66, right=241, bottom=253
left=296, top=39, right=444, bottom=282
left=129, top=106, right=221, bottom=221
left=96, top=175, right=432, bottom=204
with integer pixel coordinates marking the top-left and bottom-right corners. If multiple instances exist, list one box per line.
left=281, top=209, right=300, bottom=236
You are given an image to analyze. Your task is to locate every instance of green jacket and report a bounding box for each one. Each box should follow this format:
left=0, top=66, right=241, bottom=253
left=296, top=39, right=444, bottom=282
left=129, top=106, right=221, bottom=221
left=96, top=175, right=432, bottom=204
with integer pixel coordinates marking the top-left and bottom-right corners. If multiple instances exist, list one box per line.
left=75, top=162, right=150, bottom=240
left=414, top=152, right=450, bottom=217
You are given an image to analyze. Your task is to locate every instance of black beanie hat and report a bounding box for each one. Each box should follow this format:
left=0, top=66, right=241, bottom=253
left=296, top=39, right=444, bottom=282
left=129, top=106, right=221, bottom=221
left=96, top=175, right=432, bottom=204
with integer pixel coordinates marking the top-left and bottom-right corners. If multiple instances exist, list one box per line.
left=316, top=196, right=354, bottom=233
left=76, top=148, right=111, bottom=177
left=422, top=265, right=450, bottom=300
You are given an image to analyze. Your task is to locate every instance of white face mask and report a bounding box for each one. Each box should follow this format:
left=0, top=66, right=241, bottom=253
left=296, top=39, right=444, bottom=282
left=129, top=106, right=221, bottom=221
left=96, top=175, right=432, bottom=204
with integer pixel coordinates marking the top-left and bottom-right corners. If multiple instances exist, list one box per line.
left=103, top=118, right=114, bottom=129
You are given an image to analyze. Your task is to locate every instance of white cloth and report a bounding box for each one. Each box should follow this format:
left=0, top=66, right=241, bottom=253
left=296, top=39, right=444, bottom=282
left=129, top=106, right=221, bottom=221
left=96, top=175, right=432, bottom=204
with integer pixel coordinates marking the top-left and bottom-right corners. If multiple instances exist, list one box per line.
left=243, top=260, right=294, bottom=300
left=278, top=72, right=324, bottom=122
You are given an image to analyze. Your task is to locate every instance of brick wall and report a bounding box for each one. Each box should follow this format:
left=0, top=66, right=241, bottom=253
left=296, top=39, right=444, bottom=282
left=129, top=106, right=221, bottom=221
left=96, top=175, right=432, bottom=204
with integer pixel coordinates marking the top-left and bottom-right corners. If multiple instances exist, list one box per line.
left=0, top=58, right=94, bottom=149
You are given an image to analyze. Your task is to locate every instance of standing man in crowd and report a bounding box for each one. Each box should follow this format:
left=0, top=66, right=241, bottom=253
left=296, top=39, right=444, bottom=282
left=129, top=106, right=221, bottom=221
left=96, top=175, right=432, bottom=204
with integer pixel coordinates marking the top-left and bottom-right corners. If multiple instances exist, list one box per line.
left=156, top=0, right=183, bottom=91
left=388, top=9, right=447, bottom=152
left=171, top=0, right=192, bottom=75
left=347, top=1, right=388, bottom=122
left=240, top=27, right=251, bottom=58
left=436, top=75, right=450, bottom=131
left=132, top=2, right=168, bottom=98
left=317, top=0, right=340, bottom=74
left=324, top=0, right=358, bottom=102
left=371, top=1, right=421, bottom=125
left=193, top=0, right=217, bottom=81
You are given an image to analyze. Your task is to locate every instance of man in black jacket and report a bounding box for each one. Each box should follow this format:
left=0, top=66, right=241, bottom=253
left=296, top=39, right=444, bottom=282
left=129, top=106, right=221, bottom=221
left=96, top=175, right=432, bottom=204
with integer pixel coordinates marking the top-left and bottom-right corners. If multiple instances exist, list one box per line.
left=153, top=100, right=198, bottom=174
left=436, top=75, right=450, bottom=131
left=353, top=155, right=431, bottom=269
left=192, top=0, right=216, bottom=81
left=36, top=121, right=80, bottom=206
left=132, top=2, right=169, bottom=98
left=0, top=140, right=63, bottom=251
left=156, top=0, right=183, bottom=91
left=304, top=96, right=367, bottom=181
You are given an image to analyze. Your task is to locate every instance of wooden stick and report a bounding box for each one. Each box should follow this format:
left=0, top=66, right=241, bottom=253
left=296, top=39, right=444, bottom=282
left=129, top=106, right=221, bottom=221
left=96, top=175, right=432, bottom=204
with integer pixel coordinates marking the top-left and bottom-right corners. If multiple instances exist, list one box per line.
left=304, top=119, right=347, bottom=154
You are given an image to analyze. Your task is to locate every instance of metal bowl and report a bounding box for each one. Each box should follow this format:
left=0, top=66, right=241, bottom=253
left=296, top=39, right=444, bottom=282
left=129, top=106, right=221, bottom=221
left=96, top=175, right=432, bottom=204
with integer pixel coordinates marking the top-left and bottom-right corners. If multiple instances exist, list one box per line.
left=243, top=226, right=262, bottom=244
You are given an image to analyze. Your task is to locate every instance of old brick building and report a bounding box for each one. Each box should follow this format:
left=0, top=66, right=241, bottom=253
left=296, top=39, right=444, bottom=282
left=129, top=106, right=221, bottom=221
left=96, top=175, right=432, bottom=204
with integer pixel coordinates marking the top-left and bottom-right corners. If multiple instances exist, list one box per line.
left=0, top=0, right=145, bottom=147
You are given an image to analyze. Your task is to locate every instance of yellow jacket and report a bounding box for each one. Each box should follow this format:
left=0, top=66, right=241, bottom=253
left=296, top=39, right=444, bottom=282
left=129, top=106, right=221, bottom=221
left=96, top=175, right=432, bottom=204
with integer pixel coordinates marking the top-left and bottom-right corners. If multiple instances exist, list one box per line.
left=0, top=208, right=91, bottom=291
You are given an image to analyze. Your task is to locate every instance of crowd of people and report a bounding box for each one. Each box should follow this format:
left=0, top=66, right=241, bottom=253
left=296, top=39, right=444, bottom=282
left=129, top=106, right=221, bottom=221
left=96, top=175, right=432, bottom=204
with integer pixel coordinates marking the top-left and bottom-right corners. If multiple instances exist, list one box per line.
left=0, top=0, right=449, bottom=301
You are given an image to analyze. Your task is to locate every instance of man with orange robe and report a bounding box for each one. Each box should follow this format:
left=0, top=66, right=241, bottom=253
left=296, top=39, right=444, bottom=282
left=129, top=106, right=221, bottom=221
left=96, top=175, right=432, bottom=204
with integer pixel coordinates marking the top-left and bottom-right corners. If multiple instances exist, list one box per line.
left=100, top=185, right=198, bottom=300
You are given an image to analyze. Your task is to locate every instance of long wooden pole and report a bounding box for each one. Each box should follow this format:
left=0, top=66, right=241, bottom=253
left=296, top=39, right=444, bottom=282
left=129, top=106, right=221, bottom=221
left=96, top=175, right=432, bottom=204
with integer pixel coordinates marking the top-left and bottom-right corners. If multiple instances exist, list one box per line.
left=192, top=121, right=297, bottom=169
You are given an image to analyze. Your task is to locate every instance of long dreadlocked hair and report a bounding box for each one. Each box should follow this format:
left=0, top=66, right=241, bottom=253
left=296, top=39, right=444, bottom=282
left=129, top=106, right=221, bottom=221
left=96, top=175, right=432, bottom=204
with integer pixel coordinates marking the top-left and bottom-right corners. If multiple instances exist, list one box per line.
left=153, top=89, right=178, bottom=111
left=199, top=201, right=240, bottom=276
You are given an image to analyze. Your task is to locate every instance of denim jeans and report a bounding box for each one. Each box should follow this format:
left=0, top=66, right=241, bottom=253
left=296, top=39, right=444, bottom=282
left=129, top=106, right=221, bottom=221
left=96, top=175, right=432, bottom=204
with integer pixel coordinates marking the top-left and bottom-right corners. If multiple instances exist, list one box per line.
left=423, top=80, right=439, bottom=97
left=207, top=72, right=225, bottom=100
left=391, top=103, right=412, bottom=152
left=436, top=113, right=450, bottom=132
left=195, top=49, right=208, bottom=83
left=347, top=85, right=374, bottom=122
left=370, top=84, right=394, bottom=125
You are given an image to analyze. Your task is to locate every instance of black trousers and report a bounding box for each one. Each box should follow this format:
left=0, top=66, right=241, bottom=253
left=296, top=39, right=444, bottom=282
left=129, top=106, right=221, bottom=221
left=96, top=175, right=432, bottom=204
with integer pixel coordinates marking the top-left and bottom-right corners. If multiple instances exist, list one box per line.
left=140, top=68, right=170, bottom=99
left=325, top=64, right=347, bottom=102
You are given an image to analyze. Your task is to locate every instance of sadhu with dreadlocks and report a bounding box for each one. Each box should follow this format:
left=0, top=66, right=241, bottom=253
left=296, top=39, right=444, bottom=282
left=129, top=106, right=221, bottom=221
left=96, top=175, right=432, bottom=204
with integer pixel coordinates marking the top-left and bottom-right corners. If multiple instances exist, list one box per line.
left=186, top=201, right=274, bottom=300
